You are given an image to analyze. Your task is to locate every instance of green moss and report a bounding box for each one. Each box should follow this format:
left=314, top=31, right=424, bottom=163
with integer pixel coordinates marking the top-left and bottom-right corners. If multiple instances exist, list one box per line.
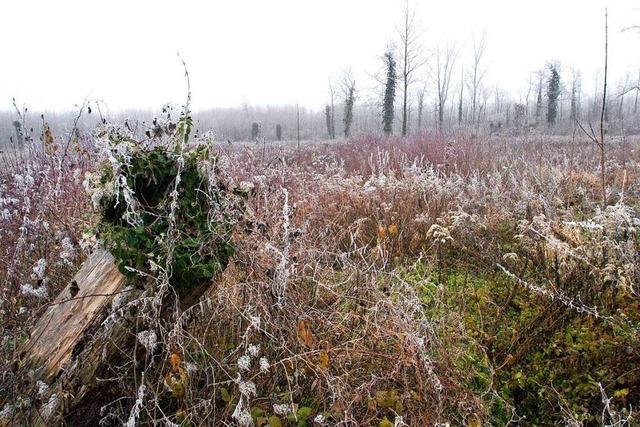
left=394, top=261, right=640, bottom=425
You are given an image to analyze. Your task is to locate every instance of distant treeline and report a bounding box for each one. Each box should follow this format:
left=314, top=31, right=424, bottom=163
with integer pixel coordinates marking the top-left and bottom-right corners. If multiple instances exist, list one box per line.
left=2, top=91, right=640, bottom=148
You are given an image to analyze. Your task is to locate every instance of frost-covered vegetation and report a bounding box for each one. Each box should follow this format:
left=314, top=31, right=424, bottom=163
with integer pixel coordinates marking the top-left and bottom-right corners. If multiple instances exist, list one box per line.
left=3, top=0, right=640, bottom=423
left=0, top=100, right=638, bottom=426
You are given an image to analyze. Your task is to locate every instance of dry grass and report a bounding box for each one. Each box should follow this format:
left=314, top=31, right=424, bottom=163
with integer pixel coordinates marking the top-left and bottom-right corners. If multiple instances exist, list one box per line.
left=1, top=121, right=639, bottom=425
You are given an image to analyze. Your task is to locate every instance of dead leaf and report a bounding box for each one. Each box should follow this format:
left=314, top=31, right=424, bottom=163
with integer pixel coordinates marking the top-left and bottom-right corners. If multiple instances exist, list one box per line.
left=319, top=350, right=329, bottom=370
left=297, top=320, right=314, bottom=348
left=170, top=353, right=182, bottom=371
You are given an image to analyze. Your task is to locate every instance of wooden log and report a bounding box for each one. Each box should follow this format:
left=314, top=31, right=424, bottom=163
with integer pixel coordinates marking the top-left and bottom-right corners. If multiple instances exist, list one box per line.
left=20, top=249, right=126, bottom=382
left=5, top=249, right=216, bottom=426
left=1, top=250, right=129, bottom=426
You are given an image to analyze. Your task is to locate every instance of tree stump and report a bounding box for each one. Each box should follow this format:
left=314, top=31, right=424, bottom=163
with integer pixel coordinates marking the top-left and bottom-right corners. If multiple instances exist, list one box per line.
left=3, top=247, right=218, bottom=426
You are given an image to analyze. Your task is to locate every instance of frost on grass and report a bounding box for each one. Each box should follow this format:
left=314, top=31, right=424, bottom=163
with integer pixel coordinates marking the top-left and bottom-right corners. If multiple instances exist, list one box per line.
left=21, top=282, right=48, bottom=299
left=2, top=116, right=639, bottom=426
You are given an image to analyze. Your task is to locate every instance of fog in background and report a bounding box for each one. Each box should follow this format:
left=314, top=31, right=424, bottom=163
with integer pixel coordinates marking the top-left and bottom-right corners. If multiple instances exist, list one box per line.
left=1, top=0, right=639, bottom=142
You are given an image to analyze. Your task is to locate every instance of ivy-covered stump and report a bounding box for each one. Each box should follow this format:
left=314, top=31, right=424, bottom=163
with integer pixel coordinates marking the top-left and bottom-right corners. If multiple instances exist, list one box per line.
left=8, top=114, right=247, bottom=426
left=88, top=136, right=245, bottom=305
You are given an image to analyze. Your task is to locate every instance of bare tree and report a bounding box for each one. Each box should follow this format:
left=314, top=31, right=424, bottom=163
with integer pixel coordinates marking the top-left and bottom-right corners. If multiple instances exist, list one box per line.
left=592, top=70, right=600, bottom=120
left=635, top=71, right=640, bottom=114
left=398, top=0, right=425, bottom=136
left=524, top=73, right=534, bottom=121
left=535, top=70, right=544, bottom=124
left=598, top=9, right=609, bottom=204
left=328, top=79, right=336, bottom=139
left=576, top=9, right=608, bottom=206
left=324, top=105, right=332, bottom=138
left=494, top=85, right=506, bottom=115
left=570, top=67, right=582, bottom=121
left=480, top=87, right=490, bottom=123
left=466, top=31, right=488, bottom=125
left=617, top=73, right=630, bottom=121
left=435, top=42, right=459, bottom=130
left=620, top=27, right=640, bottom=116
left=458, top=66, right=464, bottom=126
left=296, top=104, right=300, bottom=151
left=416, top=83, right=427, bottom=131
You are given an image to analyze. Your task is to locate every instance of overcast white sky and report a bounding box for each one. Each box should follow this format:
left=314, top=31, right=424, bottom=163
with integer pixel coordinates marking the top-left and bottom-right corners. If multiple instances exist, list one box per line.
left=1, top=0, right=639, bottom=112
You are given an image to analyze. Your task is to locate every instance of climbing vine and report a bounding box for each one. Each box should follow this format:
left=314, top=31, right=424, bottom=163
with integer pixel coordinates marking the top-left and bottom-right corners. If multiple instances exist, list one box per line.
left=84, top=113, right=246, bottom=290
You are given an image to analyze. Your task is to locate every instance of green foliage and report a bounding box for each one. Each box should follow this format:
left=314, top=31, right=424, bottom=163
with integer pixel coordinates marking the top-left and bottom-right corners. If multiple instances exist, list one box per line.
left=94, top=123, right=245, bottom=290
left=396, top=261, right=640, bottom=425
left=375, top=389, right=402, bottom=413
left=287, top=406, right=312, bottom=427
left=324, top=106, right=332, bottom=139
left=382, top=49, right=396, bottom=135
left=546, top=63, right=561, bottom=125
left=342, top=78, right=356, bottom=138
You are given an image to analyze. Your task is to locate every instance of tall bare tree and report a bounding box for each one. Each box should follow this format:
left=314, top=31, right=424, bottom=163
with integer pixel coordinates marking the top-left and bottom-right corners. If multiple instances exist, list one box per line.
left=417, top=83, right=427, bottom=131
left=635, top=71, right=640, bottom=114
left=466, top=31, right=488, bottom=125
left=592, top=71, right=600, bottom=120
left=328, top=79, right=336, bottom=139
left=570, top=68, right=582, bottom=121
left=535, top=70, right=544, bottom=124
left=398, top=0, right=425, bottom=136
left=599, top=9, right=609, bottom=204
left=458, top=66, right=464, bottom=125
left=524, top=73, right=534, bottom=121
left=435, top=42, right=459, bottom=130
left=576, top=9, right=609, bottom=206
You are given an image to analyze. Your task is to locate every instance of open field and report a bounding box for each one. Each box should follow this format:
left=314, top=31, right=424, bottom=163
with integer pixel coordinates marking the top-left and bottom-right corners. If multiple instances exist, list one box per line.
left=3, top=0, right=640, bottom=423
left=0, top=118, right=638, bottom=425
